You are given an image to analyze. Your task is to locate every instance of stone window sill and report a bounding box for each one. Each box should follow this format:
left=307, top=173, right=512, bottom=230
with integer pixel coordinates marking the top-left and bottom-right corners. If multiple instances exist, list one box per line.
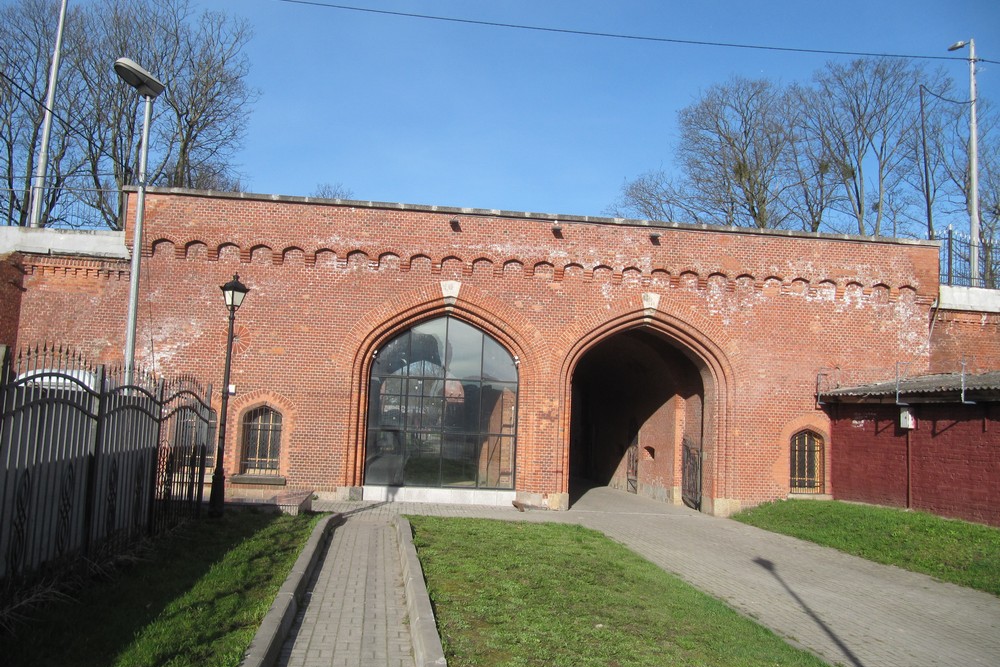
left=229, top=474, right=286, bottom=486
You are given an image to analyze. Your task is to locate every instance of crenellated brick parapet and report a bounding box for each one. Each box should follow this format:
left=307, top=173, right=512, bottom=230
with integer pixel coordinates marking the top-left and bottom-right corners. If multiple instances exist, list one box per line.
left=133, top=188, right=938, bottom=307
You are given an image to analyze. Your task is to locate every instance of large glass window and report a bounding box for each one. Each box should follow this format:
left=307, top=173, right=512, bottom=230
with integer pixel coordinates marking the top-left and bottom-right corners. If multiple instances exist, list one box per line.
left=366, top=317, right=518, bottom=488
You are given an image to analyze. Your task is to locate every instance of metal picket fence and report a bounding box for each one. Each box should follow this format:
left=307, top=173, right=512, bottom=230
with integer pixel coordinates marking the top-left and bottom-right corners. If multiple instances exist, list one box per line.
left=0, top=344, right=216, bottom=606
left=938, top=228, right=999, bottom=289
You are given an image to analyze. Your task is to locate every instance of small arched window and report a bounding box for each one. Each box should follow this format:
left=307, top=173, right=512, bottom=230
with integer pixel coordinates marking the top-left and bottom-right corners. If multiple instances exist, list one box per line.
left=241, top=407, right=282, bottom=475
left=790, top=430, right=824, bottom=493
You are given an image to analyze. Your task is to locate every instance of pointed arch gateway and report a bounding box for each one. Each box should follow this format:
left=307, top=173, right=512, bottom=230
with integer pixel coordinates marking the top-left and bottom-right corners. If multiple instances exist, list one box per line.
left=561, top=297, right=735, bottom=514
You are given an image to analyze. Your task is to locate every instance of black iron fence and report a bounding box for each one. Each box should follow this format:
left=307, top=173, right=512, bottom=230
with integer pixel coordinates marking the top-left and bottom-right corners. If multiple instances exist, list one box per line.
left=0, top=344, right=216, bottom=606
left=2, top=184, right=120, bottom=229
left=936, top=228, right=999, bottom=289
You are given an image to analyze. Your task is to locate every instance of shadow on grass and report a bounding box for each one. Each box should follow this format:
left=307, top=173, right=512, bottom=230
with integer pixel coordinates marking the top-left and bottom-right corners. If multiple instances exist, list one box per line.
left=0, top=509, right=286, bottom=667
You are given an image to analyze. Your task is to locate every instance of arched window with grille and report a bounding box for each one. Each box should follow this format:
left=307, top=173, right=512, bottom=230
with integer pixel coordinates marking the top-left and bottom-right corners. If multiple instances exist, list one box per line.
left=241, top=406, right=282, bottom=475
left=366, top=316, right=518, bottom=489
left=790, top=430, right=824, bottom=493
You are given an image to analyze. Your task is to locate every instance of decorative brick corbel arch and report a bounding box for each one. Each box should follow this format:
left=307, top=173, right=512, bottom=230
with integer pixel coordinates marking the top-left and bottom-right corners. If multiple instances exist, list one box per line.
left=556, top=291, right=739, bottom=515
left=336, top=281, right=549, bottom=487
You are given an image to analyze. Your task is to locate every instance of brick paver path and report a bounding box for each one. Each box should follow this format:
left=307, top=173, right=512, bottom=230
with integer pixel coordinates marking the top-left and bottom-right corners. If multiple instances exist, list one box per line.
left=293, top=487, right=1000, bottom=667
left=277, top=515, right=414, bottom=667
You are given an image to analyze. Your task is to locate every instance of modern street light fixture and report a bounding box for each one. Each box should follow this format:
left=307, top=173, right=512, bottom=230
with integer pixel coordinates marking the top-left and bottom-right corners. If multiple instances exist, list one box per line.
left=115, top=57, right=165, bottom=386
left=208, top=274, right=250, bottom=517
left=947, top=38, right=980, bottom=285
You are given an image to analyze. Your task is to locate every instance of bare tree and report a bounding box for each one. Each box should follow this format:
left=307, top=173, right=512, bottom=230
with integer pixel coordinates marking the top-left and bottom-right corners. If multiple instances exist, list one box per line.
left=676, top=76, right=797, bottom=229
left=979, top=134, right=1000, bottom=289
left=312, top=182, right=355, bottom=200
left=808, top=58, right=924, bottom=236
left=1, top=0, right=255, bottom=228
left=898, top=78, right=961, bottom=239
left=605, top=170, right=700, bottom=223
left=784, top=84, right=843, bottom=232
left=0, top=0, right=88, bottom=227
left=611, top=77, right=798, bottom=229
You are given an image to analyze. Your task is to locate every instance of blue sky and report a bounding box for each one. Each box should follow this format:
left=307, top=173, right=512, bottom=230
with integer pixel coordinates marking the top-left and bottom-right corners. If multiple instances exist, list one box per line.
left=191, top=0, right=1000, bottom=219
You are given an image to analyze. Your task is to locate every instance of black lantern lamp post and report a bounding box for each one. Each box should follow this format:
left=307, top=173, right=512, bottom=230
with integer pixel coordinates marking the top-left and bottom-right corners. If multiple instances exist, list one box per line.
left=209, top=273, right=249, bottom=517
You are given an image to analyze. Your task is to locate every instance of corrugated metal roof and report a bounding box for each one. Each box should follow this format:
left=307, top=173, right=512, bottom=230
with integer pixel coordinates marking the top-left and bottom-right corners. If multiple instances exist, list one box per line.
left=822, top=370, right=1000, bottom=399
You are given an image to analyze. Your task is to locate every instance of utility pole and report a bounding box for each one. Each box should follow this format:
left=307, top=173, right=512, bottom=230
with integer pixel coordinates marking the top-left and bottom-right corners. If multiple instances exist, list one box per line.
left=28, top=0, right=69, bottom=228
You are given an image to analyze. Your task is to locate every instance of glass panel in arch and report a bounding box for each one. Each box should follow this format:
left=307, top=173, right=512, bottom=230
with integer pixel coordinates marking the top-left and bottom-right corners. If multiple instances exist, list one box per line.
left=444, top=319, right=484, bottom=380
left=441, top=433, right=477, bottom=487
left=478, top=435, right=515, bottom=489
left=410, top=319, right=447, bottom=371
left=373, top=331, right=411, bottom=376
left=483, top=337, right=517, bottom=382
left=480, top=382, right=518, bottom=437
left=403, top=432, right=441, bottom=485
left=449, top=381, right=481, bottom=432
left=366, top=428, right=405, bottom=485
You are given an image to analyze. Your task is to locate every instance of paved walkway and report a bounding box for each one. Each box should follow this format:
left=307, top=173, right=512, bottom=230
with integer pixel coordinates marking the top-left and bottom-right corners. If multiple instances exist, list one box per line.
left=279, top=487, right=1000, bottom=667
left=277, top=515, right=414, bottom=667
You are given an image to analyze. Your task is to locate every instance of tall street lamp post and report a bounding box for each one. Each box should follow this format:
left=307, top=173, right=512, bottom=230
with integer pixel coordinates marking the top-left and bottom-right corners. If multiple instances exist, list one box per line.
left=28, top=0, right=68, bottom=229
left=209, top=274, right=250, bottom=517
left=114, top=57, right=165, bottom=386
left=948, top=38, right=980, bottom=285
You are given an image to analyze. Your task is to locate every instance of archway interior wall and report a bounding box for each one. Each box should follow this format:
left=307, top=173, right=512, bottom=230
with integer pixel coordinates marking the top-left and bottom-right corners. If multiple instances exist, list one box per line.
left=568, top=325, right=717, bottom=507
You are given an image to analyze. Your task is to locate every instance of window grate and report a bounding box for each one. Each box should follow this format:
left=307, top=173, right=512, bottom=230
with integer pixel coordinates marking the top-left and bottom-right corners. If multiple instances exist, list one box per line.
left=241, top=407, right=282, bottom=474
left=790, top=430, right=824, bottom=493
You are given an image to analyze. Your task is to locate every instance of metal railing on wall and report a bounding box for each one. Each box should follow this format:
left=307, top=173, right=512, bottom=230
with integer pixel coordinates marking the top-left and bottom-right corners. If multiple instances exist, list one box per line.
left=0, top=344, right=216, bottom=607
left=936, top=228, right=996, bottom=289
left=2, top=185, right=120, bottom=230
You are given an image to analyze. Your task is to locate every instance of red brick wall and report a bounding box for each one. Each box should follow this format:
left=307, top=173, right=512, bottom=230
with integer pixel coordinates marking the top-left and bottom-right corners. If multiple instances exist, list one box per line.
left=0, top=253, right=25, bottom=349
left=930, top=311, right=1000, bottom=373
left=830, top=403, right=1000, bottom=526
left=12, top=189, right=943, bottom=512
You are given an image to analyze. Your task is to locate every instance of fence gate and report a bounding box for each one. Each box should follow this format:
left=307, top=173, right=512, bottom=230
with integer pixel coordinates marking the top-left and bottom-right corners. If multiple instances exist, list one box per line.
left=625, top=417, right=639, bottom=494
left=682, top=440, right=702, bottom=510
left=0, top=345, right=215, bottom=600
left=626, top=445, right=638, bottom=493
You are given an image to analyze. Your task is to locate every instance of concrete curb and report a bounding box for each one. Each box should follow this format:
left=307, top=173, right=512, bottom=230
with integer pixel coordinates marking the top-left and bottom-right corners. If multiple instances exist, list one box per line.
left=240, top=513, right=343, bottom=667
left=394, top=516, right=448, bottom=667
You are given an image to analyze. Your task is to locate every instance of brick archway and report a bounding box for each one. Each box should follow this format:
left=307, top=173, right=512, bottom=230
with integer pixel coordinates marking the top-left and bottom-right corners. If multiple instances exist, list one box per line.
left=339, top=282, right=545, bottom=489
left=558, top=300, right=736, bottom=514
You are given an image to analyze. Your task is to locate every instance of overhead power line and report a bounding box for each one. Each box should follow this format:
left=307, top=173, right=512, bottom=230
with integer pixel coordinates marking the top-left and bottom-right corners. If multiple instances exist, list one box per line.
left=277, top=0, right=999, bottom=65
left=0, top=69, right=126, bottom=172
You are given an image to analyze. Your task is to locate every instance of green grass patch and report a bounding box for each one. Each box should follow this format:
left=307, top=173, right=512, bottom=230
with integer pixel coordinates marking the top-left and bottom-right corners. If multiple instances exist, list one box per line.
left=409, top=516, right=827, bottom=667
left=0, top=510, right=322, bottom=667
left=733, top=500, right=1000, bottom=596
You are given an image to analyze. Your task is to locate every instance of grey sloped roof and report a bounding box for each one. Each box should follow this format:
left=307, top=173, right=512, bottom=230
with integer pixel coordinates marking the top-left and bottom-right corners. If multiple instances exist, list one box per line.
left=822, top=370, right=1000, bottom=402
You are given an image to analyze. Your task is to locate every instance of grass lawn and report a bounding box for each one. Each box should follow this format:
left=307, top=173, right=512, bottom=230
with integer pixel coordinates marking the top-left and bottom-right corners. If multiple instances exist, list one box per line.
left=0, top=509, right=322, bottom=667
left=733, top=500, right=1000, bottom=596
left=409, top=516, right=828, bottom=667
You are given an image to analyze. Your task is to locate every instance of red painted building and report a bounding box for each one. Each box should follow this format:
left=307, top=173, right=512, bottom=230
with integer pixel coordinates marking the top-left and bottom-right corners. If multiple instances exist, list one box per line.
left=822, top=373, right=1000, bottom=526
left=3, top=188, right=994, bottom=516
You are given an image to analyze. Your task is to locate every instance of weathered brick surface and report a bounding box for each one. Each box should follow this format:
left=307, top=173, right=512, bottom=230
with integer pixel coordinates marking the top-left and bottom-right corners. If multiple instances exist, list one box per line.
left=930, top=310, right=1000, bottom=373
left=12, top=189, right=944, bottom=513
left=0, top=253, right=25, bottom=349
left=830, top=402, right=1000, bottom=526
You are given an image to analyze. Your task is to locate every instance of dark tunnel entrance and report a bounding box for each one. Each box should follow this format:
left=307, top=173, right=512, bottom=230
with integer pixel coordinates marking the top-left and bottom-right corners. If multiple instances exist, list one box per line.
left=569, top=328, right=705, bottom=507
